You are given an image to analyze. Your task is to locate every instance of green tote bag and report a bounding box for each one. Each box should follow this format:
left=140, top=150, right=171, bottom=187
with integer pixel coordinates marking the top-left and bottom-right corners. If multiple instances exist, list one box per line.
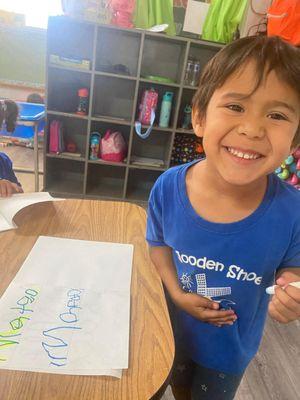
left=202, top=0, right=248, bottom=43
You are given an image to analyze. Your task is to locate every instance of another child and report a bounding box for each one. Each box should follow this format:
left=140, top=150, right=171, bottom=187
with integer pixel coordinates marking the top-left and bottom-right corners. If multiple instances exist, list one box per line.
left=0, top=100, right=23, bottom=197
left=146, top=35, right=300, bottom=400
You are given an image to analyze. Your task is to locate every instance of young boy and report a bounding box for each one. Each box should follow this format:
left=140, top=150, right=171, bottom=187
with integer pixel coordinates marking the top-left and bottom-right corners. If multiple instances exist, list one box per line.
left=0, top=152, right=23, bottom=197
left=0, top=100, right=23, bottom=197
left=146, top=35, right=300, bottom=400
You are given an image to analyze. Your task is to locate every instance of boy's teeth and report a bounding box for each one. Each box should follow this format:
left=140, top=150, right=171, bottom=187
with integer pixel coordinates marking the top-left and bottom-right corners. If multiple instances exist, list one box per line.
left=227, top=147, right=260, bottom=160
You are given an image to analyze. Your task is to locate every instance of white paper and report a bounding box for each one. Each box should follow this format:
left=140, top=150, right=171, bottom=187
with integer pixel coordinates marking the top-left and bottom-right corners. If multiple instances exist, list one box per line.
left=0, top=236, right=133, bottom=377
left=0, top=192, right=64, bottom=232
left=183, top=0, right=210, bottom=35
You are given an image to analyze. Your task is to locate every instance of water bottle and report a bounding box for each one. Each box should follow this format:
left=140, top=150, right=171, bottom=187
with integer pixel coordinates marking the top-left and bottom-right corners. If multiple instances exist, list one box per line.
left=76, top=87, right=89, bottom=115
left=89, top=132, right=101, bottom=160
left=190, top=61, right=201, bottom=87
left=184, top=60, right=194, bottom=86
left=182, top=104, right=192, bottom=129
left=159, top=92, right=174, bottom=128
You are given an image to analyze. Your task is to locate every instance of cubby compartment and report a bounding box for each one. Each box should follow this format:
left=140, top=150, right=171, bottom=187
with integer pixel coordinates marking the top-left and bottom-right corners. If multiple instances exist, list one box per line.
left=88, top=121, right=130, bottom=163
left=130, top=130, right=172, bottom=169
left=86, top=164, right=126, bottom=198
left=48, top=17, right=94, bottom=67
left=45, top=158, right=85, bottom=194
left=95, top=27, right=141, bottom=77
left=177, top=88, right=196, bottom=130
left=47, top=68, right=91, bottom=114
left=141, top=35, right=186, bottom=84
left=171, top=133, right=204, bottom=166
left=126, top=168, right=162, bottom=201
left=92, top=76, right=136, bottom=122
left=45, top=17, right=222, bottom=201
left=136, top=82, right=179, bottom=130
left=46, top=114, right=88, bottom=159
left=184, top=42, right=221, bottom=88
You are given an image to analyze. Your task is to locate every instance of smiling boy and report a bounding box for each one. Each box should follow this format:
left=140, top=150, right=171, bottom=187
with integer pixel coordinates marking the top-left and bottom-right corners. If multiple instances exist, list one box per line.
left=146, top=36, right=300, bottom=400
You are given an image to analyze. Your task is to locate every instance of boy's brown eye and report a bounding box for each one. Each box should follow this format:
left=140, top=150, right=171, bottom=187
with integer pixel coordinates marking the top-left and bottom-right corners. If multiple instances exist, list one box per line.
left=227, top=104, right=243, bottom=112
left=269, top=113, right=287, bottom=121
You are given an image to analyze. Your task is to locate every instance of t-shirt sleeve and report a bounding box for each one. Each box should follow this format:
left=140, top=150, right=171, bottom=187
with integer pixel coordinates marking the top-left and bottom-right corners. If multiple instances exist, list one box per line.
left=146, top=177, right=166, bottom=247
left=279, top=221, right=300, bottom=268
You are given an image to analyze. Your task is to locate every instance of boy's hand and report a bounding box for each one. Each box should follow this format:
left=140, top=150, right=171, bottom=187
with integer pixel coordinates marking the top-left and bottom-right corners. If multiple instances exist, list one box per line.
left=0, top=179, right=23, bottom=197
left=173, top=291, right=237, bottom=327
left=268, top=270, right=300, bottom=324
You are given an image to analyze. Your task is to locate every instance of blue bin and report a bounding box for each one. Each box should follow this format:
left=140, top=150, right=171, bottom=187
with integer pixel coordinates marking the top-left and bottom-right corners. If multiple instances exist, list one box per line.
left=0, top=102, right=45, bottom=139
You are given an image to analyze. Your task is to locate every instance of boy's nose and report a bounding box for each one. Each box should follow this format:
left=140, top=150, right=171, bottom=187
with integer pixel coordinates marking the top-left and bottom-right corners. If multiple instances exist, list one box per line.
left=237, top=121, right=266, bottom=139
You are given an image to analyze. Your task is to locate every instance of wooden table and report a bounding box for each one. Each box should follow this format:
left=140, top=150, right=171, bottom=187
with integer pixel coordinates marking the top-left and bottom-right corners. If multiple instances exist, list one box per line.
left=0, top=200, right=174, bottom=400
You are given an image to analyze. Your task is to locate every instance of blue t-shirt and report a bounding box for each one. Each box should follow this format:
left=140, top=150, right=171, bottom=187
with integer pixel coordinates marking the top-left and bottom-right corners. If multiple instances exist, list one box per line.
left=0, top=152, right=20, bottom=186
left=146, top=160, right=300, bottom=374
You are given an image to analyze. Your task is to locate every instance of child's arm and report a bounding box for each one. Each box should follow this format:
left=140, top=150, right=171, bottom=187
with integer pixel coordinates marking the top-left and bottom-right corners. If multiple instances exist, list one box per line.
left=0, top=179, right=23, bottom=197
left=0, top=153, right=23, bottom=197
left=268, top=268, right=300, bottom=323
left=149, top=245, right=237, bottom=327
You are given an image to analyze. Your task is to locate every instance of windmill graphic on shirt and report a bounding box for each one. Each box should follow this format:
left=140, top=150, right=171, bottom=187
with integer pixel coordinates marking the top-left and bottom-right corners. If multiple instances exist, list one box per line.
left=195, top=273, right=231, bottom=298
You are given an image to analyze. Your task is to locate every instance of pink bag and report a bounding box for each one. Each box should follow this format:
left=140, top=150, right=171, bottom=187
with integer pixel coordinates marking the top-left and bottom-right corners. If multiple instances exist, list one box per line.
left=138, top=88, right=158, bottom=125
left=108, top=0, right=135, bottom=28
left=49, top=120, right=64, bottom=153
left=100, top=129, right=127, bottom=162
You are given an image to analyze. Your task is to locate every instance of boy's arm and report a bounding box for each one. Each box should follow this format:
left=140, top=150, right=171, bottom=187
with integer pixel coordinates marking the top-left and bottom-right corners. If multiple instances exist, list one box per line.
left=149, top=245, right=237, bottom=326
left=0, top=179, right=23, bottom=197
left=0, top=153, right=23, bottom=196
left=268, top=267, right=300, bottom=324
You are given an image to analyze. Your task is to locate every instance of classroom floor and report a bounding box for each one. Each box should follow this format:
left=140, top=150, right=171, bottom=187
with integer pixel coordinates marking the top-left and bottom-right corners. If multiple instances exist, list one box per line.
left=162, top=317, right=300, bottom=400
left=2, top=144, right=300, bottom=400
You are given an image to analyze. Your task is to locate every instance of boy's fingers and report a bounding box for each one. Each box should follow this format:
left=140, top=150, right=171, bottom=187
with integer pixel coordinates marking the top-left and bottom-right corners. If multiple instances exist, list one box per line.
left=200, top=308, right=236, bottom=321
left=193, top=296, right=220, bottom=310
left=284, top=284, right=300, bottom=303
left=1, top=183, right=8, bottom=197
left=274, top=286, right=300, bottom=315
left=268, top=302, right=290, bottom=324
left=6, top=182, right=13, bottom=196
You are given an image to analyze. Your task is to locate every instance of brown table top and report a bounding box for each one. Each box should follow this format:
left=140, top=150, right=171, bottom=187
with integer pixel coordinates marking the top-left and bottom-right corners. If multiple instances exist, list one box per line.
left=0, top=199, right=174, bottom=400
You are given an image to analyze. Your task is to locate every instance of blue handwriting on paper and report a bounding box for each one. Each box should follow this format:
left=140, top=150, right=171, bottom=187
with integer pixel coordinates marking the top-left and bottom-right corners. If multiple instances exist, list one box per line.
left=42, top=288, right=83, bottom=367
left=0, top=288, right=39, bottom=362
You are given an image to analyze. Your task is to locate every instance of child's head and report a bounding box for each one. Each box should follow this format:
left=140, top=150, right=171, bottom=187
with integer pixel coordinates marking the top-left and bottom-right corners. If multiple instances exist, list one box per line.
left=0, top=100, right=18, bottom=133
left=193, top=35, right=300, bottom=148
left=191, top=35, right=300, bottom=186
left=26, top=93, right=44, bottom=104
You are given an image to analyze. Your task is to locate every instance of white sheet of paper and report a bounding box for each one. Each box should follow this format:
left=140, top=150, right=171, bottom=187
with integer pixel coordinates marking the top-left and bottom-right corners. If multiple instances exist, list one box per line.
left=0, top=192, right=64, bottom=232
left=0, top=236, right=133, bottom=377
left=183, top=0, right=210, bottom=35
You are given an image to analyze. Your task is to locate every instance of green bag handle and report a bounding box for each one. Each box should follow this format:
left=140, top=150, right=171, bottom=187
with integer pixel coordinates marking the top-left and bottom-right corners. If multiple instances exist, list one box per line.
left=202, top=0, right=248, bottom=43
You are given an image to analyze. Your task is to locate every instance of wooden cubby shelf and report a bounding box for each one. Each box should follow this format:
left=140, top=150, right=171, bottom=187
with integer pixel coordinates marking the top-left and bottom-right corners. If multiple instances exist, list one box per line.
left=44, top=16, right=222, bottom=202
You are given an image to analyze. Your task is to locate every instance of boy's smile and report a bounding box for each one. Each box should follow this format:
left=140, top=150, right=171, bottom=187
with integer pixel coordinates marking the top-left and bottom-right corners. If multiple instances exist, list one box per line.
left=193, top=61, right=300, bottom=188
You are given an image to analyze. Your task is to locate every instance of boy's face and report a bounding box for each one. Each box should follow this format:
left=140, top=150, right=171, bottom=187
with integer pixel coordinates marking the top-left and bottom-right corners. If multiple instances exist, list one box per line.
left=193, top=61, right=300, bottom=187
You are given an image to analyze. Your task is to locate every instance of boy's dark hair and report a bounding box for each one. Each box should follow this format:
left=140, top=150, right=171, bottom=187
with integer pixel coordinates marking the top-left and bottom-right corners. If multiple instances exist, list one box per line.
left=0, top=100, right=19, bottom=132
left=27, top=93, right=44, bottom=104
left=193, top=35, right=300, bottom=147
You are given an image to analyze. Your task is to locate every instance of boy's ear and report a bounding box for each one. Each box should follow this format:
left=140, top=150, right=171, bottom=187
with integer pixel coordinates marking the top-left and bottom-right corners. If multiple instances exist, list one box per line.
left=192, top=108, right=205, bottom=138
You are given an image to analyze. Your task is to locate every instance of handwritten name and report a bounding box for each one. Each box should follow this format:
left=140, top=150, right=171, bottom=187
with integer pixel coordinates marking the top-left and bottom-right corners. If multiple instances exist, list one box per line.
left=0, top=288, right=39, bottom=361
left=42, top=288, right=83, bottom=367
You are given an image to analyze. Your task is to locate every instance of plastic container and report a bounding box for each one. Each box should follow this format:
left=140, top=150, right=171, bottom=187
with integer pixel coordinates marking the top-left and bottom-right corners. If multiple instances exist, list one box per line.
left=190, top=61, right=201, bottom=87
left=76, top=88, right=89, bottom=115
left=184, top=60, right=194, bottom=86
left=159, top=92, right=174, bottom=128
left=89, top=132, right=101, bottom=160
left=182, top=104, right=192, bottom=129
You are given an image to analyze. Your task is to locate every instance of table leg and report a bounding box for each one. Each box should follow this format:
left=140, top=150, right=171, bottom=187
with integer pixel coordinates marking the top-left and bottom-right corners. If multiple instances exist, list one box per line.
left=34, top=123, right=39, bottom=191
